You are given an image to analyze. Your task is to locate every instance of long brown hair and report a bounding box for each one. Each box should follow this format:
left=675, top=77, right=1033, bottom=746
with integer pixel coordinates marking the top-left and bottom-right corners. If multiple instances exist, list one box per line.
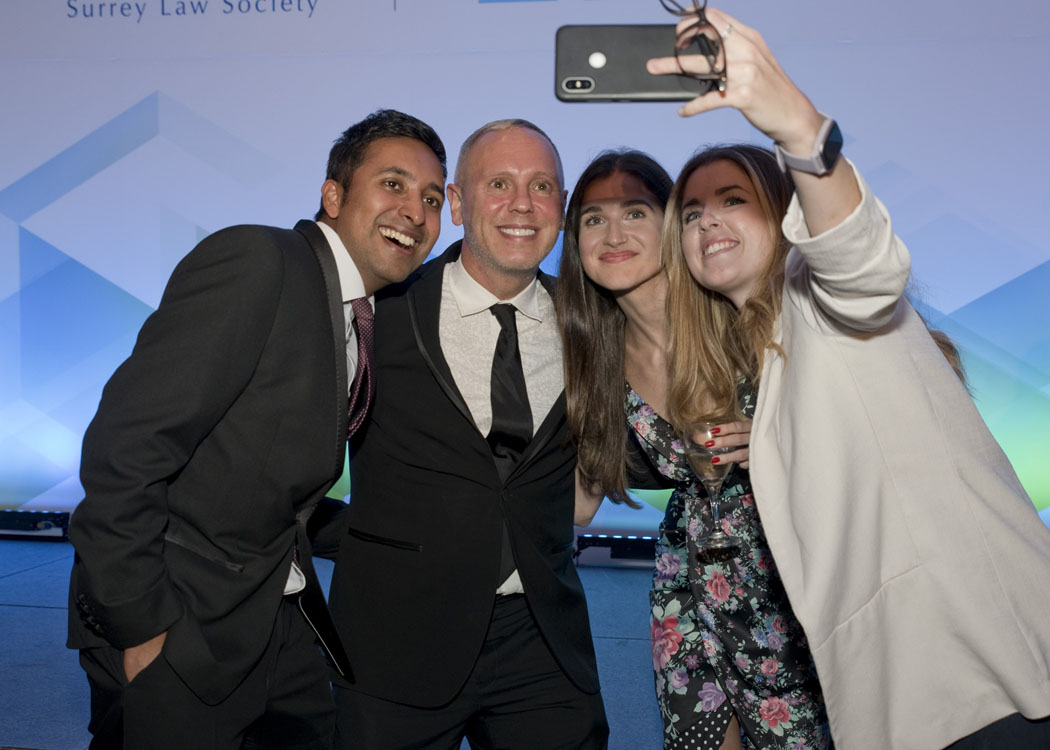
left=556, top=150, right=673, bottom=503
left=664, top=145, right=794, bottom=429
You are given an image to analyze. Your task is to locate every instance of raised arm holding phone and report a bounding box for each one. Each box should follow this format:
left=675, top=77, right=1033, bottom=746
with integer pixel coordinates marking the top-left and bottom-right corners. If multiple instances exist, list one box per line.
left=635, top=3, right=1050, bottom=749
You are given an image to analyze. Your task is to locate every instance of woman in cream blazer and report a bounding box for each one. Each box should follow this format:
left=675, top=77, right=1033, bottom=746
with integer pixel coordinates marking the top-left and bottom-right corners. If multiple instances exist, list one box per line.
left=653, top=6, right=1050, bottom=748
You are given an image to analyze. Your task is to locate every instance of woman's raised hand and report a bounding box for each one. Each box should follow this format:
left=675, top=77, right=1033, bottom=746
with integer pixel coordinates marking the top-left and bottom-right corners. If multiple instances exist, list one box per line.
left=646, top=7, right=824, bottom=159
left=650, top=6, right=862, bottom=233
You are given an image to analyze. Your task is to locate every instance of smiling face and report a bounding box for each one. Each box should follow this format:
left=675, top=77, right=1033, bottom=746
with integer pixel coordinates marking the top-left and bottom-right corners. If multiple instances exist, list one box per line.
left=319, top=136, right=445, bottom=296
left=680, top=159, right=775, bottom=309
left=447, top=126, right=565, bottom=299
left=577, top=171, right=664, bottom=297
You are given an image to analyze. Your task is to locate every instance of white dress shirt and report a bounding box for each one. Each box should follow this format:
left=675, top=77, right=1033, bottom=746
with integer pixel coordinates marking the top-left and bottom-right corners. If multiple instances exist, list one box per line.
left=316, top=220, right=374, bottom=391
left=439, top=257, right=564, bottom=594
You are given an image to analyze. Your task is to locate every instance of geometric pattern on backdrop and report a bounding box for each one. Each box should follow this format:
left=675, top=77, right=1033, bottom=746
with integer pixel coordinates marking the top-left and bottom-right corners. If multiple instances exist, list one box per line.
left=0, top=92, right=1046, bottom=527
left=935, top=260, right=1050, bottom=518
left=867, top=163, right=1050, bottom=519
left=0, top=92, right=277, bottom=510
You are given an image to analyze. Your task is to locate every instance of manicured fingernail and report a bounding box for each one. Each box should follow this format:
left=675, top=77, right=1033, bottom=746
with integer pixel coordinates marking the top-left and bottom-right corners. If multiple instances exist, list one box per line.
left=711, top=457, right=720, bottom=464
left=711, top=427, right=721, bottom=435
left=704, top=440, right=715, bottom=448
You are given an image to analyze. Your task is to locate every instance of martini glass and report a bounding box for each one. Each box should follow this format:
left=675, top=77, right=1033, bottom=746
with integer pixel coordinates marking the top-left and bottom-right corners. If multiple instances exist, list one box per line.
left=683, top=422, right=741, bottom=552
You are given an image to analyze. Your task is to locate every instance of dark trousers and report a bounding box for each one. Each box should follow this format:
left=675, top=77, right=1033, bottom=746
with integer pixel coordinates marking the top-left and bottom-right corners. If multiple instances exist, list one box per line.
left=946, top=712, right=1050, bottom=749
left=80, top=596, right=334, bottom=750
left=333, top=594, right=608, bottom=750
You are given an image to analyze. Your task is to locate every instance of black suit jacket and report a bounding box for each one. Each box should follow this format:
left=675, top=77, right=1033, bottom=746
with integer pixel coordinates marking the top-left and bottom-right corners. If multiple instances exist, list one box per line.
left=328, top=242, right=600, bottom=707
left=68, top=220, right=348, bottom=705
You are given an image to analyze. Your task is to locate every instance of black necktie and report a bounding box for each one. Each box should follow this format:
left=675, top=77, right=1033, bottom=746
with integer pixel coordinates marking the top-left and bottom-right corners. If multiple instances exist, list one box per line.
left=487, top=304, right=532, bottom=473
left=487, top=304, right=532, bottom=585
left=347, top=297, right=375, bottom=438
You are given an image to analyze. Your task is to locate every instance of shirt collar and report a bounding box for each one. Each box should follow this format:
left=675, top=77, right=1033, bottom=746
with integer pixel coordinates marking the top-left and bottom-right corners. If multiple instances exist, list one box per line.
left=316, top=220, right=369, bottom=306
left=447, top=257, right=545, bottom=322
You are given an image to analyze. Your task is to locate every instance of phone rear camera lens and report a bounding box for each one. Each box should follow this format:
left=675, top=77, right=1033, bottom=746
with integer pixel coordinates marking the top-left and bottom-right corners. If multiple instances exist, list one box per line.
left=562, top=77, right=595, bottom=93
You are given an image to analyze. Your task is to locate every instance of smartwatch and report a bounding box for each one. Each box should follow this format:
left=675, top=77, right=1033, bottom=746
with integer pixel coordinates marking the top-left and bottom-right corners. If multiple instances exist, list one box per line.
left=774, top=113, right=843, bottom=176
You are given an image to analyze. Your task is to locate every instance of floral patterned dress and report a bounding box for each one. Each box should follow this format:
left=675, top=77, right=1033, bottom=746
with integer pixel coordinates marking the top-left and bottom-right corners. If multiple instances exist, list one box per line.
left=627, top=383, right=832, bottom=750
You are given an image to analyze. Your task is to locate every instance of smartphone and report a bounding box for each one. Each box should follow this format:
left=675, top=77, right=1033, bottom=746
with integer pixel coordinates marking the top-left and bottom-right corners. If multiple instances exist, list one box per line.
left=555, top=24, right=711, bottom=103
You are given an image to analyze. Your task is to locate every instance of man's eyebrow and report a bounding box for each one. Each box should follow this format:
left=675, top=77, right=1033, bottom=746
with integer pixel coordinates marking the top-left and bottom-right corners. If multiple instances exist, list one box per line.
left=377, top=165, right=444, bottom=196
left=377, top=165, right=411, bottom=178
left=488, top=170, right=556, bottom=181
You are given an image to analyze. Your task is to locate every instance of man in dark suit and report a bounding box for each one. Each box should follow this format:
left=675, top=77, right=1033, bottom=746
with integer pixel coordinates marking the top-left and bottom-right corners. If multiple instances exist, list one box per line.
left=328, top=120, right=609, bottom=749
left=66, top=109, right=447, bottom=750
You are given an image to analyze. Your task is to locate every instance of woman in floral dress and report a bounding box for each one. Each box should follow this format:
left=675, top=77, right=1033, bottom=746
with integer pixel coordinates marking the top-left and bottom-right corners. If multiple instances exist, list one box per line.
left=556, top=146, right=830, bottom=748
left=631, top=382, right=829, bottom=749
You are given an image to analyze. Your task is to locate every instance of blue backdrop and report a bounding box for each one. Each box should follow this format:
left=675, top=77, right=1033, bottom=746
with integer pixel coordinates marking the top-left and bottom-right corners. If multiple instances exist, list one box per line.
left=2, top=0, right=1048, bottom=534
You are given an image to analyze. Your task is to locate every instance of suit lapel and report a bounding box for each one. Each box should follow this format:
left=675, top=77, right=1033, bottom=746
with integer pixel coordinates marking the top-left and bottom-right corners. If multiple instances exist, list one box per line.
left=406, top=242, right=477, bottom=429
left=295, top=219, right=348, bottom=470
left=515, top=391, right=566, bottom=473
left=290, top=220, right=353, bottom=679
left=537, top=269, right=557, bottom=298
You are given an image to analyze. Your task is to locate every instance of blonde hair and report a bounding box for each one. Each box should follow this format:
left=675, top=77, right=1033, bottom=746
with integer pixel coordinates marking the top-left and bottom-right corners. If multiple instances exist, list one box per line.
left=663, top=145, right=794, bottom=430
left=663, top=145, right=967, bottom=432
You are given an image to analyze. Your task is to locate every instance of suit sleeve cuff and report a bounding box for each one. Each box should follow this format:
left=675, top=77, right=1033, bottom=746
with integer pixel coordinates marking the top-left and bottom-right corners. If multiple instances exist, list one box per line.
left=85, top=574, right=184, bottom=649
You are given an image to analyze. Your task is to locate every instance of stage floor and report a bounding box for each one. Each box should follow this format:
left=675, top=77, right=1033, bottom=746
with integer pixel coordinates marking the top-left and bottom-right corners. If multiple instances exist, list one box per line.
left=0, top=540, right=661, bottom=750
